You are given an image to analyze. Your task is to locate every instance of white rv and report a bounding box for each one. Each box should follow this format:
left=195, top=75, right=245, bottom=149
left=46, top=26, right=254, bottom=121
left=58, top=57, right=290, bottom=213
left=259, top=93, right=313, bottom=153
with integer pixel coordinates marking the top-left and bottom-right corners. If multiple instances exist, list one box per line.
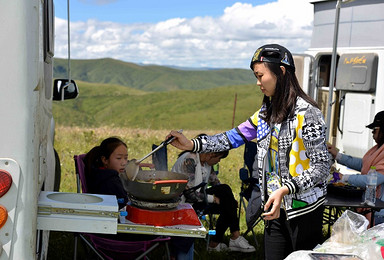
left=0, top=0, right=79, bottom=259
left=295, top=0, right=384, bottom=173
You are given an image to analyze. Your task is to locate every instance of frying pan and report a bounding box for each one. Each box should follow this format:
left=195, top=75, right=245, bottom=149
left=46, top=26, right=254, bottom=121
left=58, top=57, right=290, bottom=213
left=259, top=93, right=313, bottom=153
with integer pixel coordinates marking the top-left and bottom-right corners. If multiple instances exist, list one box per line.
left=125, top=129, right=182, bottom=181
left=120, top=170, right=189, bottom=201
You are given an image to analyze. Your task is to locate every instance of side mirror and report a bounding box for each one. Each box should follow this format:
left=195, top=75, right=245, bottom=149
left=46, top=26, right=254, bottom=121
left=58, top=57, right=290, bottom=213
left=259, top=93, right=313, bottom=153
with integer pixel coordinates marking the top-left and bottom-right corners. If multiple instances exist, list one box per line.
left=53, top=79, right=79, bottom=101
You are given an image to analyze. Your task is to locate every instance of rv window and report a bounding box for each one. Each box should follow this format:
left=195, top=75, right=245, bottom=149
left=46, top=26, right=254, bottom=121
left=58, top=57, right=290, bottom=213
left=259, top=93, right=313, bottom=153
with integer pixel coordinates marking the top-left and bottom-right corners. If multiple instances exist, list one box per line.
left=43, top=0, right=54, bottom=100
left=318, top=55, right=331, bottom=87
left=317, top=55, right=339, bottom=88
left=43, top=0, right=54, bottom=63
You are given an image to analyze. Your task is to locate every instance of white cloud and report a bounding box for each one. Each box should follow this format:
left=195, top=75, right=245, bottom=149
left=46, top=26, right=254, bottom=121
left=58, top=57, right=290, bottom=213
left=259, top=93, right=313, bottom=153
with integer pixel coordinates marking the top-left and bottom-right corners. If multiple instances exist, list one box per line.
left=55, top=0, right=313, bottom=68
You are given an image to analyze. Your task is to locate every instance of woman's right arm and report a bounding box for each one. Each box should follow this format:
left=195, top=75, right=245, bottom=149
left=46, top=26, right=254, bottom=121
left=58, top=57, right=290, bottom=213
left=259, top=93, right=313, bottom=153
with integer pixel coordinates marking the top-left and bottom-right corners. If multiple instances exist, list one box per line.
left=327, top=143, right=362, bottom=171
left=193, top=118, right=259, bottom=153
left=347, top=172, right=384, bottom=188
left=337, top=153, right=363, bottom=172
left=168, top=111, right=260, bottom=153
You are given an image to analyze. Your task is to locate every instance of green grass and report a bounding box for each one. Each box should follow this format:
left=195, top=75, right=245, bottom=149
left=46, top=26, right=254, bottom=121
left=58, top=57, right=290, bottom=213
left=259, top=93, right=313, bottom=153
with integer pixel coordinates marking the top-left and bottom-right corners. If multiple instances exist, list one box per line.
left=49, top=126, right=265, bottom=259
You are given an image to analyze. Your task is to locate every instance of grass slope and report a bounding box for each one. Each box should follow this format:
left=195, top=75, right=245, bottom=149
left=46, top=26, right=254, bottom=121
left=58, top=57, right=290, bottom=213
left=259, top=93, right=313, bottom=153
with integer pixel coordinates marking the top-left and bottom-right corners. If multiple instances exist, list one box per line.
left=53, top=80, right=264, bottom=130
left=53, top=58, right=255, bottom=92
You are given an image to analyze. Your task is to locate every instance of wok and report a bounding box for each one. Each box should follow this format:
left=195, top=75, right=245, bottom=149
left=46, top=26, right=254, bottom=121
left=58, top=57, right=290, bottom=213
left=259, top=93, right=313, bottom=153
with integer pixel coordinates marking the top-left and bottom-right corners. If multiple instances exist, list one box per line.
left=120, top=170, right=188, bottom=202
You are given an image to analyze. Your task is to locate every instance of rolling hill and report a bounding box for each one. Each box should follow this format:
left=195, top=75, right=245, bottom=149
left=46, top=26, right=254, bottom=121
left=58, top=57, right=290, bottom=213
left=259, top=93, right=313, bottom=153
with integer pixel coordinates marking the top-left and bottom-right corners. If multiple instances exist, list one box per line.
left=53, top=58, right=255, bottom=92
left=53, top=80, right=263, bottom=130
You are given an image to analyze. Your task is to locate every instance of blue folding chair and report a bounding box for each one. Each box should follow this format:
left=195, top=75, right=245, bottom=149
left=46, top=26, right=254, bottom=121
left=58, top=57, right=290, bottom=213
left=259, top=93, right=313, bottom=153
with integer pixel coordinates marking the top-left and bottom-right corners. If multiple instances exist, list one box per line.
left=238, top=141, right=262, bottom=246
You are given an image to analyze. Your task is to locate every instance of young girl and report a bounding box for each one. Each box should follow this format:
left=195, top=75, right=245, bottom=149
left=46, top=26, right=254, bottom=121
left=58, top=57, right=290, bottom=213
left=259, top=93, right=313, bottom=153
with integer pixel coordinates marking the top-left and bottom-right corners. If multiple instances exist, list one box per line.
left=167, top=44, right=330, bottom=259
left=84, top=137, right=129, bottom=209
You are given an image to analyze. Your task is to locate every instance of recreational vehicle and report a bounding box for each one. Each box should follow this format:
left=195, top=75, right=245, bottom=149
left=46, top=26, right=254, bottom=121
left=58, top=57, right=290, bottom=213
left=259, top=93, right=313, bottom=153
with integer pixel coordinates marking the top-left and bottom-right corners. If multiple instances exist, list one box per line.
left=0, top=0, right=79, bottom=258
left=295, top=0, right=384, bottom=174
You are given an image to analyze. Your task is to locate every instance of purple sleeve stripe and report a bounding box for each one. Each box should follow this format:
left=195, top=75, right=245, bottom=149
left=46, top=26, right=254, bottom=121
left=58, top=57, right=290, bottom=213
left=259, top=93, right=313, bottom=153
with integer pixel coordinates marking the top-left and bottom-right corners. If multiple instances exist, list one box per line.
left=237, top=120, right=257, bottom=141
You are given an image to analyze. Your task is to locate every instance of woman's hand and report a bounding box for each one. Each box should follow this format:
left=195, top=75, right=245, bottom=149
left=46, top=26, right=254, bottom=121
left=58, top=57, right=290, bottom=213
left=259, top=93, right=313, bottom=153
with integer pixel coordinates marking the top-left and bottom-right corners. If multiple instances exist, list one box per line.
left=262, top=186, right=289, bottom=220
left=166, top=130, right=194, bottom=151
left=327, top=142, right=338, bottom=159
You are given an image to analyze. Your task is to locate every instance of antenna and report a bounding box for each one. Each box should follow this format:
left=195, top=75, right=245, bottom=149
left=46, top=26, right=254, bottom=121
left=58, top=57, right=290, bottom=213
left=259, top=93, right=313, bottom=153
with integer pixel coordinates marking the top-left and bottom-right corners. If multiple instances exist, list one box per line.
left=67, top=0, right=71, bottom=84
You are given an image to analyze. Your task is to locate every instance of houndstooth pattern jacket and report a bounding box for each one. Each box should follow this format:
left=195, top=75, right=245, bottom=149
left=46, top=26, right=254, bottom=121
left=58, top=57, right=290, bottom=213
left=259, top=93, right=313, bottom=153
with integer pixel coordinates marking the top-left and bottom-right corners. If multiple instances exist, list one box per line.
left=192, top=97, right=330, bottom=220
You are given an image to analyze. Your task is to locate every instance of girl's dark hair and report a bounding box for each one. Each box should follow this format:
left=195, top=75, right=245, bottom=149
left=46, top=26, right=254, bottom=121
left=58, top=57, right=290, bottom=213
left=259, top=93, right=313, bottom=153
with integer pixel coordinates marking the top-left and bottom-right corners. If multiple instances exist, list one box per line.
left=84, top=137, right=127, bottom=181
left=214, top=150, right=229, bottom=159
left=256, top=57, right=319, bottom=124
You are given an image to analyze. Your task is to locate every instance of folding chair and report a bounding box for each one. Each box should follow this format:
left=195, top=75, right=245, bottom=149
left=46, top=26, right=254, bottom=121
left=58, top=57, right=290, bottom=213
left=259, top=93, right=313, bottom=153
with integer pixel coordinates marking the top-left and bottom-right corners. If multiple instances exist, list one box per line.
left=151, top=143, right=168, bottom=171
left=182, top=163, right=225, bottom=251
left=238, top=141, right=262, bottom=246
left=73, top=154, right=171, bottom=260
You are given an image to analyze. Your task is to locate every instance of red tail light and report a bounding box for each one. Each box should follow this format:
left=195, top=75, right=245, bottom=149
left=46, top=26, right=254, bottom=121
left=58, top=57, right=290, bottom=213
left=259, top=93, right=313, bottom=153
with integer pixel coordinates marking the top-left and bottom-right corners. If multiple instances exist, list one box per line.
left=0, top=170, right=12, bottom=198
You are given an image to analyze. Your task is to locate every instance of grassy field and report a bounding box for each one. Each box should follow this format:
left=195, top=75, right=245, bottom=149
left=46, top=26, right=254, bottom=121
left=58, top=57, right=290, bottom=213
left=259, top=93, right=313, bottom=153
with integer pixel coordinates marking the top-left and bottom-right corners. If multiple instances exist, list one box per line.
left=49, top=126, right=265, bottom=259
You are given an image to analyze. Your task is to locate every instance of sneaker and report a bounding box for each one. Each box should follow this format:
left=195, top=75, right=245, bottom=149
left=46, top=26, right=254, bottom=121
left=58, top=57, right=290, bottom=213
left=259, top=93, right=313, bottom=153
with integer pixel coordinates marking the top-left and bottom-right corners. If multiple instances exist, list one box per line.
left=229, top=236, right=256, bottom=253
left=208, top=242, right=229, bottom=252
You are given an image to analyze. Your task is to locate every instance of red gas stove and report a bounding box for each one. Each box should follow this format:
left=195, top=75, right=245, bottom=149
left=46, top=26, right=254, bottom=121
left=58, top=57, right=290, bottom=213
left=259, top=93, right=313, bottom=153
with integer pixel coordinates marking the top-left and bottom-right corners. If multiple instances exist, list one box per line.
left=125, top=202, right=201, bottom=227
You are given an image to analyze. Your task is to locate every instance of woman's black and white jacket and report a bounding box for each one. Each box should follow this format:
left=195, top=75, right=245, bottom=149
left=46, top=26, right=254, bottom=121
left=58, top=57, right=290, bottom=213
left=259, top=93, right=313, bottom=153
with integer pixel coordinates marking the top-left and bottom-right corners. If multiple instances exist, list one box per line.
left=191, top=97, right=330, bottom=220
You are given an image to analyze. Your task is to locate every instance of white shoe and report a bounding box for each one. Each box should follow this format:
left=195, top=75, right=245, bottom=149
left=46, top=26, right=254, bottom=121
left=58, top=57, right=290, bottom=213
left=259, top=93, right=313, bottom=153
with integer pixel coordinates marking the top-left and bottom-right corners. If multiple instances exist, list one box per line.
left=229, top=236, right=256, bottom=253
left=208, top=242, right=229, bottom=252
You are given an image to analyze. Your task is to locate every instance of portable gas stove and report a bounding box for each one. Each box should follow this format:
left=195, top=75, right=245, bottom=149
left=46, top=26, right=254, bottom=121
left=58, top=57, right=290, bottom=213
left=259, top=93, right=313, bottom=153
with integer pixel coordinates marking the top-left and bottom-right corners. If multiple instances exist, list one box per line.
left=125, top=196, right=201, bottom=227
left=120, top=168, right=201, bottom=227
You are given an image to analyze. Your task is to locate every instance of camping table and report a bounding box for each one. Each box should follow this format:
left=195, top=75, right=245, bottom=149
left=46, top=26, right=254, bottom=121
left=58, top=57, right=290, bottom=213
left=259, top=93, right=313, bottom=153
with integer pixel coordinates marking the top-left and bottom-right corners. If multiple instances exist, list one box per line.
left=117, top=203, right=207, bottom=238
left=117, top=222, right=207, bottom=238
left=323, top=192, right=384, bottom=236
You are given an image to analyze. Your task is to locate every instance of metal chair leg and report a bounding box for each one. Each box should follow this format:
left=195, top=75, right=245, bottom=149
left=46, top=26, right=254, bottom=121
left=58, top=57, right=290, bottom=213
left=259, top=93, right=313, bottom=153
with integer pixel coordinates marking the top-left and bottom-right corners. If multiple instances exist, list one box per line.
left=73, top=234, right=78, bottom=260
left=79, top=234, right=105, bottom=260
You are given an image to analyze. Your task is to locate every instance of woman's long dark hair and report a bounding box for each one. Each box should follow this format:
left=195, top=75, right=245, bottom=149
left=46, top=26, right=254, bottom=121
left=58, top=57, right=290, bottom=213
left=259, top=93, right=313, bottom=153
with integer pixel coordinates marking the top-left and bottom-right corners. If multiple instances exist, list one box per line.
left=256, top=58, right=318, bottom=124
left=84, top=137, right=127, bottom=181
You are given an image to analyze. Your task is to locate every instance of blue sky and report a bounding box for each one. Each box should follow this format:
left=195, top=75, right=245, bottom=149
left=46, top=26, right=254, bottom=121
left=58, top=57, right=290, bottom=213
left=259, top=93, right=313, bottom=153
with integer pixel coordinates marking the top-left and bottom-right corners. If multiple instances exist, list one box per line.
left=54, top=0, right=314, bottom=68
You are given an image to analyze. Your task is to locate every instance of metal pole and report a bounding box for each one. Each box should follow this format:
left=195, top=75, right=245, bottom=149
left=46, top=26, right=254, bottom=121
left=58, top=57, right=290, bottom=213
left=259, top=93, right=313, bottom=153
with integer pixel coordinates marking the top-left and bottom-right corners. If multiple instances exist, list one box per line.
left=67, top=0, right=71, bottom=83
left=326, top=0, right=341, bottom=141
left=232, top=93, right=237, bottom=128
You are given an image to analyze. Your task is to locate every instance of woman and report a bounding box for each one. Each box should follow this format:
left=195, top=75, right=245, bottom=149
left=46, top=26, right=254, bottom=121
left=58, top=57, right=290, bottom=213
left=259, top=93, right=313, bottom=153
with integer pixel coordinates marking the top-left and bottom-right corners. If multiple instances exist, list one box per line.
left=328, top=110, right=384, bottom=225
left=167, top=44, right=330, bottom=259
left=172, top=147, right=255, bottom=253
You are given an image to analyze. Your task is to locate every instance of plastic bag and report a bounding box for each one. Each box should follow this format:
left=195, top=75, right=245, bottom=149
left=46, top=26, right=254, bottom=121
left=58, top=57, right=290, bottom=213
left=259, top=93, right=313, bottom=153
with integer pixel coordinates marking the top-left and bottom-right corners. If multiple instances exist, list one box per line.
left=314, top=210, right=384, bottom=260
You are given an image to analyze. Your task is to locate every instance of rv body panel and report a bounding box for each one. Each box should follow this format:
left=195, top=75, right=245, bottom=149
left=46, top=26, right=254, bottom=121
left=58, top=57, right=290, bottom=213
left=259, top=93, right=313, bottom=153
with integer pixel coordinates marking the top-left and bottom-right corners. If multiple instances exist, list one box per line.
left=311, top=0, right=384, bottom=49
left=0, top=1, right=53, bottom=259
left=305, top=0, right=384, bottom=172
